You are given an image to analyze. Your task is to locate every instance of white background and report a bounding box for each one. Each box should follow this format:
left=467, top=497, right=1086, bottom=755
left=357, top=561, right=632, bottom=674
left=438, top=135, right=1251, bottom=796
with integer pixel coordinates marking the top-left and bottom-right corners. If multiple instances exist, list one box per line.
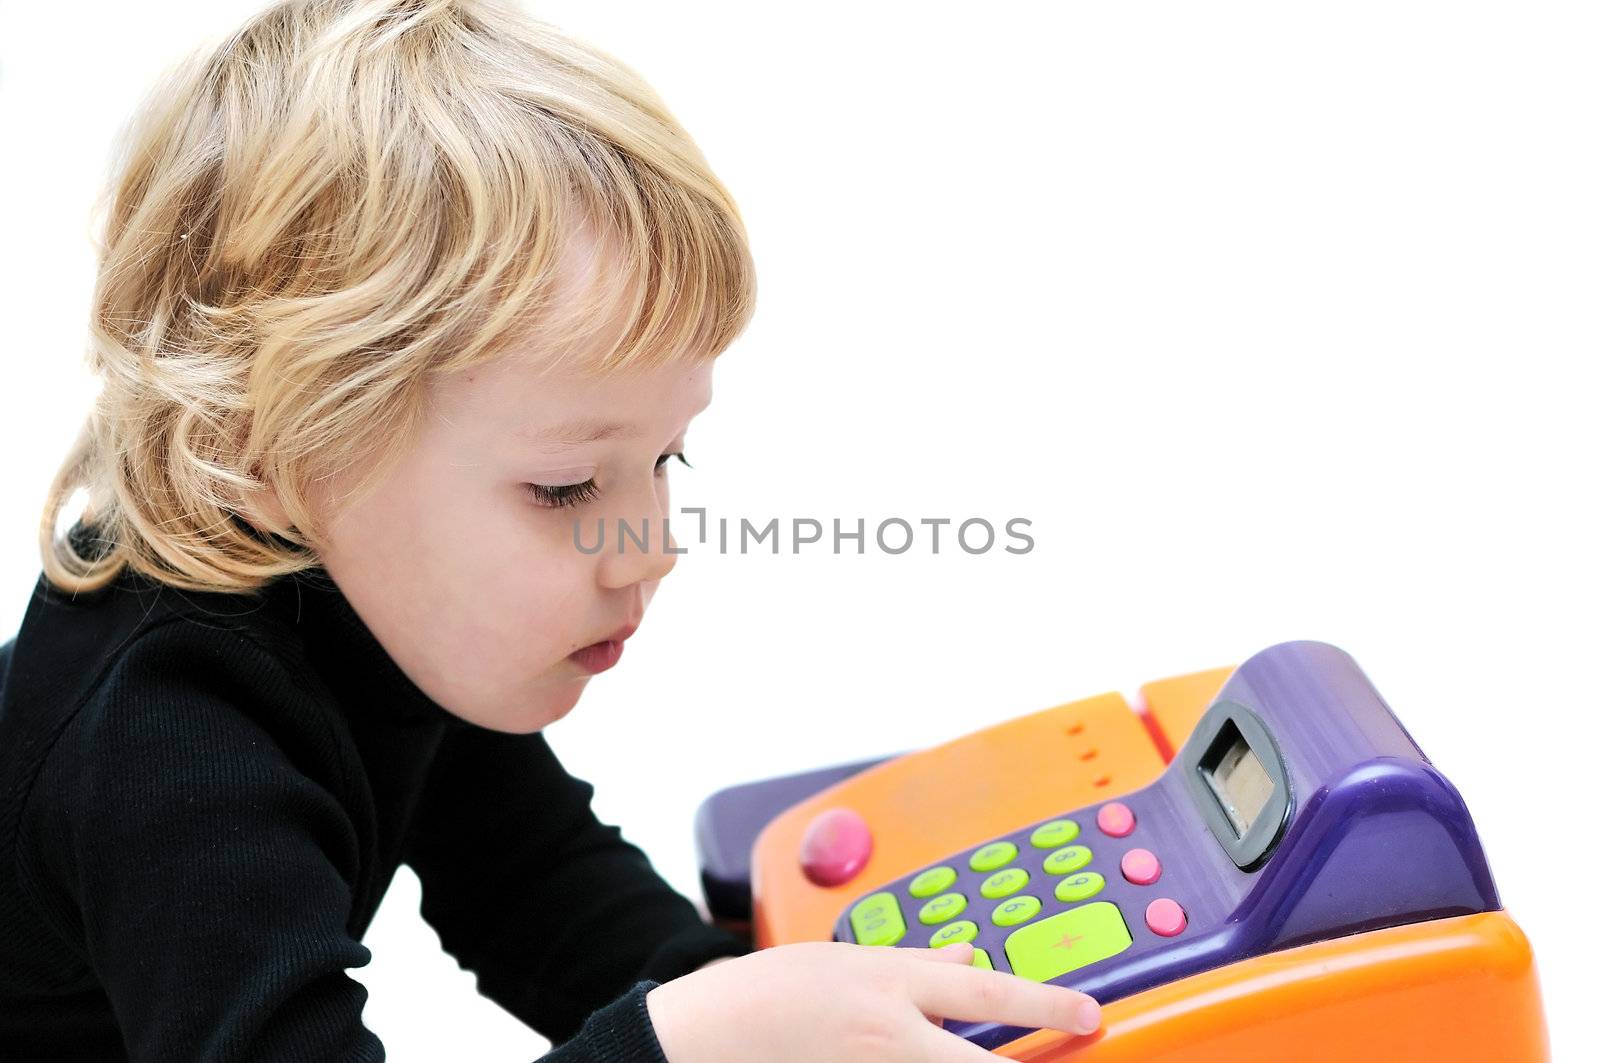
left=1, top=1, right=1594, bottom=1059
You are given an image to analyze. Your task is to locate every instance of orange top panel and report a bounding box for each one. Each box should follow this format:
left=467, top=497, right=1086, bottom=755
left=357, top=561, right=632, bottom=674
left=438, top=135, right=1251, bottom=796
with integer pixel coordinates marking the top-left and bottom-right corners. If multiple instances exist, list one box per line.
left=753, top=691, right=1172, bottom=948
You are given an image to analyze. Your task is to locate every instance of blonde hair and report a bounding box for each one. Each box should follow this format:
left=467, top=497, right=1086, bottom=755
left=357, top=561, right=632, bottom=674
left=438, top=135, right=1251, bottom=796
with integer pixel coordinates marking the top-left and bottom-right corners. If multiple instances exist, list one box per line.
left=41, top=0, right=756, bottom=595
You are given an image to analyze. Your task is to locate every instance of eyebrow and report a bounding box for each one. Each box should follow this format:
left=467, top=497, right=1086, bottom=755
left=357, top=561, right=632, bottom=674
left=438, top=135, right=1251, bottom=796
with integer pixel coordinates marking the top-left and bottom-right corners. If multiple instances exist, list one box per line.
left=515, top=392, right=711, bottom=451
left=518, top=417, right=636, bottom=449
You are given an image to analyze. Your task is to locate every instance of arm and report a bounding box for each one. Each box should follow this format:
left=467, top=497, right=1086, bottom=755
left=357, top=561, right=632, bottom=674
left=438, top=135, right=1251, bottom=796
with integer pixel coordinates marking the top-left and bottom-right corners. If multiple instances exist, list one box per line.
left=693, top=957, right=738, bottom=971
left=16, top=625, right=386, bottom=1062
left=402, top=724, right=752, bottom=1046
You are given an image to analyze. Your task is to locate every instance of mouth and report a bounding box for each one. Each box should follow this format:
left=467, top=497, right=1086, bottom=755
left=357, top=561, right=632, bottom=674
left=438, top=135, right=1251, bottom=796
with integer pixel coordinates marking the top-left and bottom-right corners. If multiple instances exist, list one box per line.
left=567, top=621, right=639, bottom=676
left=568, top=639, right=624, bottom=674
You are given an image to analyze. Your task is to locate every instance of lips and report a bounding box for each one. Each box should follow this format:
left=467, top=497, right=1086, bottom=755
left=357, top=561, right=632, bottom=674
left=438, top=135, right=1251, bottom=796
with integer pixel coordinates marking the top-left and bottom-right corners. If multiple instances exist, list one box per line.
left=591, top=621, right=638, bottom=648
left=568, top=638, right=624, bottom=675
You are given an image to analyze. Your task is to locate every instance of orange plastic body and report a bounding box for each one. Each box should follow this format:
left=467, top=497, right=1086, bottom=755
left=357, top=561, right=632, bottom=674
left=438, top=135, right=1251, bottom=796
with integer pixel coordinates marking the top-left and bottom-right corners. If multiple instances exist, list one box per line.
left=748, top=665, right=1550, bottom=1060
left=994, top=911, right=1546, bottom=1062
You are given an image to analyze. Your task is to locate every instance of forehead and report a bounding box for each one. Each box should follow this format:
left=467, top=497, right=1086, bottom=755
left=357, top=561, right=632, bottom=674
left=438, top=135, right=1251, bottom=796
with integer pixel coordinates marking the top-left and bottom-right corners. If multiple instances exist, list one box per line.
left=427, top=213, right=718, bottom=443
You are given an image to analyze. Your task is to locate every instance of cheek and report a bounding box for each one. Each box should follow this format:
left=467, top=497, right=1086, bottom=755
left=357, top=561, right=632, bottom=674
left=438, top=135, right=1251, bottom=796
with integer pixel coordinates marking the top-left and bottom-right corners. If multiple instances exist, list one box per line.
left=411, top=555, right=597, bottom=720
left=325, top=466, right=589, bottom=647
left=351, top=463, right=572, bottom=591
left=454, top=548, right=599, bottom=673
left=318, top=465, right=434, bottom=596
left=486, top=560, right=584, bottom=633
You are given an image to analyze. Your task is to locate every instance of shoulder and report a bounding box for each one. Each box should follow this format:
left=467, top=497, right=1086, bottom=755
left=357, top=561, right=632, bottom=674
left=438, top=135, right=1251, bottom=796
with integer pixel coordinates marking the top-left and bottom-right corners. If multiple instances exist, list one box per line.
left=13, top=577, right=357, bottom=851
left=7, top=564, right=317, bottom=720
left=9, top=605, right=369, bottom=942
left=16, top=613, right=366, bottom=911
left=54, top=616, right=335, bottom=778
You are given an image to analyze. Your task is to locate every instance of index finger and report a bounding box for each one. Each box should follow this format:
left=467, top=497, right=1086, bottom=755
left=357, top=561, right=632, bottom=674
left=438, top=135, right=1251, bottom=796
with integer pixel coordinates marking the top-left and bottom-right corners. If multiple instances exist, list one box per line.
left=908, top=960, right=1102, bottom=1037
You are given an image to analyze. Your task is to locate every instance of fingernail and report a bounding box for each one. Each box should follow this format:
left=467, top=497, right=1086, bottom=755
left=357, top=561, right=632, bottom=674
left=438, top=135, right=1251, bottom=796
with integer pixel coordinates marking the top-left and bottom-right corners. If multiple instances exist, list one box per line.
left=1074, top=999, right=1102, bottom=1034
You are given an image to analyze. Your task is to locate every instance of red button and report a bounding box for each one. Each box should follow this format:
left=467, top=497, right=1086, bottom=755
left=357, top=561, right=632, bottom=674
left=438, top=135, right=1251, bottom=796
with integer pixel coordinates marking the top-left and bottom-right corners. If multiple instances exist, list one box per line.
left=1145, top=898, right=1187, bottom=937
left=1096, top=802, right=1136, bottom=838
left=799, top=807, right=873, bottom=887
left=1120, top=848, right=1162, bottom=885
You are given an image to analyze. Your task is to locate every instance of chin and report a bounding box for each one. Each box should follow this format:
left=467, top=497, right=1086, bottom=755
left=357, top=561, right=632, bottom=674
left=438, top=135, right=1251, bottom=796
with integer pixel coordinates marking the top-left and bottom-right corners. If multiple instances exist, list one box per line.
left=502, top=681, right=589, bottom=734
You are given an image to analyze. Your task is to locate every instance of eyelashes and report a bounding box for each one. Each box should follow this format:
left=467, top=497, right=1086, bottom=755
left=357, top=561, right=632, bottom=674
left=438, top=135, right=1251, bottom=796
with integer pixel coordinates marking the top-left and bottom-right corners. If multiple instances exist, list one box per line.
left=524, top=451, right=691, bottom=509
left=526, top=478, right=601, bottom=508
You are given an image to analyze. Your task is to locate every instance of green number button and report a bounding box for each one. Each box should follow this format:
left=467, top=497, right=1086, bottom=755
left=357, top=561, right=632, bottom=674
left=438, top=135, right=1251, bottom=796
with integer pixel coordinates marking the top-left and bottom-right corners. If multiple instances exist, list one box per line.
left=1004, top=901, right=1133, bottom=983
left=992, top=895, right=1042, bottom=927
left=929, top=920, right=979, bottom=948
left=1042, top=845, right=1093, bottom=876
left=918, top=892, right=968, bottom=925
left=1054, top=872, right=1106, bottom=903
left=971, top=948, right=994, bottom=970
left=979, top=868, right=1030, bottom=899
left=970, top=842, right=1018, bottom=872
left=849, top=892, right=907, bottom=946
left=909, top=865, right=958, bottom=898
left=1030, top=819, right=1081, bottom=848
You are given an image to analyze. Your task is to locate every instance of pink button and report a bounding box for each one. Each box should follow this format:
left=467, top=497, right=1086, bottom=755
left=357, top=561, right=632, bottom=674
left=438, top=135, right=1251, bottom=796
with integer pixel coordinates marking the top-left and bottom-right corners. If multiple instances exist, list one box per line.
left=1096, top=802, right=1135, bottom=837
left=1145, top=898, right=1187, bottom=937
left=799, top=807, right=873, bottom=887
left=1120, top=848, right=1162, bottom=885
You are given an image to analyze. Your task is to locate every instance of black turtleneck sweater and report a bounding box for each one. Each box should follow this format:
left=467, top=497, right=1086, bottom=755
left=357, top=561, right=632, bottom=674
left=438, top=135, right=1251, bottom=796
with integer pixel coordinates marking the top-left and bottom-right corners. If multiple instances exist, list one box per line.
left=0, top=562, right=750, bottom=1061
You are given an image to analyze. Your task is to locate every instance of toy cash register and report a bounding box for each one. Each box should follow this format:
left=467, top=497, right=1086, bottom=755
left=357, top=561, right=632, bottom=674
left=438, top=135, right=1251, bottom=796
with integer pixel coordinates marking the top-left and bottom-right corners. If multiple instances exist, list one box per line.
left=693, top=641, right=1550, bottom=1061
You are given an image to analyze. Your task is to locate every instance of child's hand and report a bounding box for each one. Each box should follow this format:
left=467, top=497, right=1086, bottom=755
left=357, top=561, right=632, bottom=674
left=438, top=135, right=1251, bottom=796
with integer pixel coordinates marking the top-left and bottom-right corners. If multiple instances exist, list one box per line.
left=645, top=939, right=1102, bottom=1062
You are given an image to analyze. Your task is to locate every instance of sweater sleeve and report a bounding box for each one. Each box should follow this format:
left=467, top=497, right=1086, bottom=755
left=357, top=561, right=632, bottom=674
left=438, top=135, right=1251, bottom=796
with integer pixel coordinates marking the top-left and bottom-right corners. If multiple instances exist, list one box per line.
left=402, top=725, right=752, bottom=1050
left=538, top=980, right=665, bottom=1062
left=15, top=623, right=387, bottom=1062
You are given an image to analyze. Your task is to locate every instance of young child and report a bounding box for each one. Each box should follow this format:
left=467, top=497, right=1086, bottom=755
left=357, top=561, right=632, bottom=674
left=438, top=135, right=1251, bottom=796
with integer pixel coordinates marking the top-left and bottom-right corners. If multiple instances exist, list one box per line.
left=0, top=2, right=1103, bottom=1059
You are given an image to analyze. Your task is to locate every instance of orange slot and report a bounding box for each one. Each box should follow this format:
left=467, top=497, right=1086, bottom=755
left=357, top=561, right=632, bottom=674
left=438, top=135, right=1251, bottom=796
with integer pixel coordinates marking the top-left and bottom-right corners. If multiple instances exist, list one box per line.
left=1136, top=664, right=1235, bottom=758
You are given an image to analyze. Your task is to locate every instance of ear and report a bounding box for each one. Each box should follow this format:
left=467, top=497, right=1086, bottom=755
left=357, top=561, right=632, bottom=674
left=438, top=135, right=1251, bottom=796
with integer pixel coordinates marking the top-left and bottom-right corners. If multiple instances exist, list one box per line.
left=236, top=474, right=295, bottom=536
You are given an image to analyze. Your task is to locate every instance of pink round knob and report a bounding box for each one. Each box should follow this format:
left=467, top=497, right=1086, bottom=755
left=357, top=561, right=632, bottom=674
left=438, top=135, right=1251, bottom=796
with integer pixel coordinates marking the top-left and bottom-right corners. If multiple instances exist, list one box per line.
left=1145, top=897, right=1188, bottom=937
left=1120, top=847, right=1163, bottom=886
left=1096, top=802, right=1136, bottom=838
left=799, top=807, right=874, bottom=887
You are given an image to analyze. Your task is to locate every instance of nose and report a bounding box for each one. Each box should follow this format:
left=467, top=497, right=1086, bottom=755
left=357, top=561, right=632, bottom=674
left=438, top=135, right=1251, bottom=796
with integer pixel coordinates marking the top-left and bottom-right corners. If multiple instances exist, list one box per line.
left=596, top=493, right=680, bottom=590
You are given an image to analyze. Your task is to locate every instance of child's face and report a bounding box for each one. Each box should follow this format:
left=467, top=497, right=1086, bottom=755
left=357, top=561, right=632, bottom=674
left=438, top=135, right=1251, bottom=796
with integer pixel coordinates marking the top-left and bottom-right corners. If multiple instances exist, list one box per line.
left=313, top=346, right=713, bottom=734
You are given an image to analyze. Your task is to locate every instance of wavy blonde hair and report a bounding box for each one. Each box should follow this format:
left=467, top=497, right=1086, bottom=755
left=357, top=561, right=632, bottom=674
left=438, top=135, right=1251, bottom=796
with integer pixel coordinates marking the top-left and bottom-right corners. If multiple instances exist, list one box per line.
left=41, top=0, right=756, bottom=595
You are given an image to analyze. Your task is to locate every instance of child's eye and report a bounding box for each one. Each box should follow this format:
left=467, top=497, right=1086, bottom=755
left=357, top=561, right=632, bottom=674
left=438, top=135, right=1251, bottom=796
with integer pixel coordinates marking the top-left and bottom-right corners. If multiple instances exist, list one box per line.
left=523, top=451, right=691, bottom=509
left=524, top=479, right=601, bottom=508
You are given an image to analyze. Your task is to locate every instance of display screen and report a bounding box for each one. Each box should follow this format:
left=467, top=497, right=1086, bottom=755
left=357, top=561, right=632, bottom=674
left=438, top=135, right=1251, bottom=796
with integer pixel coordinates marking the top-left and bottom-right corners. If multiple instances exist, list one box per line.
left=1201, top=720, right=1276, bottom=836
